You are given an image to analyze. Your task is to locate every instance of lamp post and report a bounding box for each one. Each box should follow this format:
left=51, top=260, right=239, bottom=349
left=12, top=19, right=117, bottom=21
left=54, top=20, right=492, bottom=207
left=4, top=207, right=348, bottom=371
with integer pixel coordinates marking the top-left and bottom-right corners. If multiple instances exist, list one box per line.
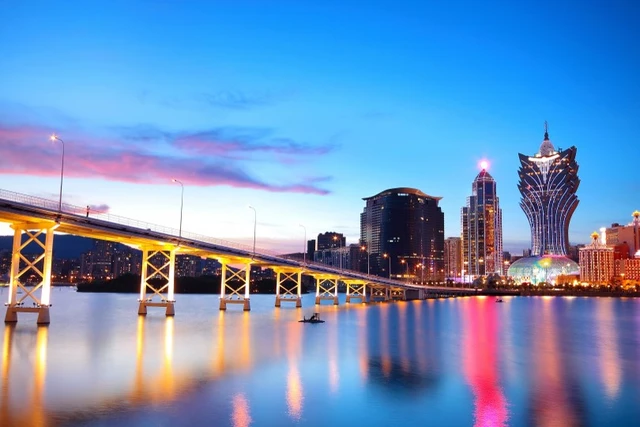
left=383, top=253, right=392, bottom=278
left=401, top=259, right=409, bottom=281
left=50, top=134, right=65, bottom=214
left=248, top=206, right=257, bottom=258
left=171, top=179, right=184, bottom=241
left=333, top=235, right=343, bottom=270
left=360, top=245, right=370, bottom=275
left=299, top=224, right=307, bottom=264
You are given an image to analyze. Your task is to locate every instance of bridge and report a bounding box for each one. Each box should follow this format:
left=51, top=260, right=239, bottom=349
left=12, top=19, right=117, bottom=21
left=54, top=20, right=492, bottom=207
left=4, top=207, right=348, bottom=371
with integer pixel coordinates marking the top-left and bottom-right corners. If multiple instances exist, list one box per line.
left=0, top=188, right=476, bottom=324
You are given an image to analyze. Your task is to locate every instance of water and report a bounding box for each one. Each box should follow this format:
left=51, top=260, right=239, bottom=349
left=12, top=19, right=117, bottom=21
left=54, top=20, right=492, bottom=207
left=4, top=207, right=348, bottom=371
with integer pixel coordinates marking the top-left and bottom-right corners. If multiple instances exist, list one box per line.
left=1, top=289, right=639, bottom=426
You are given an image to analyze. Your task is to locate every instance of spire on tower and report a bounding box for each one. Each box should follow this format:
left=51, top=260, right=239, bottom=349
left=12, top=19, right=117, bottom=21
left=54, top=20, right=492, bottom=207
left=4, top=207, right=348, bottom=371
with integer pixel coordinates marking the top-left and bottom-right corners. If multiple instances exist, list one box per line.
left=544, top=121, right=549, bottom=141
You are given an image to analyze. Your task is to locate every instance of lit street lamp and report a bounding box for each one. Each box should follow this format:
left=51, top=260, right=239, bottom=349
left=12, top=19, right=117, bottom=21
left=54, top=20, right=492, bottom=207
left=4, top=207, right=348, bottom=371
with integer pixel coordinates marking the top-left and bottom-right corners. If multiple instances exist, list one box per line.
left=332, top=235, right=343, bottom=269
left=299, top=224, right=307, bottom=264
left=383, top=253, right=392, bottom=278
left=360, top=245, right=370, bottom=275
left=248, top=206, right=257, bottom=258
left=400, top=259, right=409, bottom=281
left=171, top=179, right=184, bottom=241
left=50, top=134, right=65, bottom=214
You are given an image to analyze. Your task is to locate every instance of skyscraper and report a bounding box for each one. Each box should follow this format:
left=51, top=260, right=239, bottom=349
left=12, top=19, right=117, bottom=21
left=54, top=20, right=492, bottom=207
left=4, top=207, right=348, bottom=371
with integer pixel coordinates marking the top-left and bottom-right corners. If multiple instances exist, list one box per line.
left=360, top=187, right=444, bottom=281
left=517, top=123, right=580, bottom=256
left=461, top=163, right=503, bottom=277
left=444, top=237, right=462, bottom=280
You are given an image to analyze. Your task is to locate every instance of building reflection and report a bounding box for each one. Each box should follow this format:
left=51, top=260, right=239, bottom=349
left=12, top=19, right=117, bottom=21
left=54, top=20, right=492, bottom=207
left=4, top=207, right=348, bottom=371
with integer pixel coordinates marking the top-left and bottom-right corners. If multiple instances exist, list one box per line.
left=328, top=307, right=340, bottom=394
left=595, top=299, right=621, bottom=400
left=0, top=324, right=49, bottom=427
left=530, top=298, right=583, bottom=426
left=231, top=392, right=252, bottom=427
left=461, top=297, right=508, bottom=427
left=366, top=302, right=440, bottom=393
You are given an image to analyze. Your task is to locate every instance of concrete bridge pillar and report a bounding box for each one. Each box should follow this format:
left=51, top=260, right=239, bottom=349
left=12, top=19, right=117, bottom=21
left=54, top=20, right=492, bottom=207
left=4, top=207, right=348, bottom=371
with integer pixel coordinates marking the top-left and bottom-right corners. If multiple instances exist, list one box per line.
left=4, top=222, right=57, bottom=324
left=314, top=277, right=339, bottom=305
left=345, top=280, right=367, bottom=303
left=218, top=260, right=251, bottom=311
left=137, top=246, right=176, bottom=316
left=274, top=269, right=303, bottom=307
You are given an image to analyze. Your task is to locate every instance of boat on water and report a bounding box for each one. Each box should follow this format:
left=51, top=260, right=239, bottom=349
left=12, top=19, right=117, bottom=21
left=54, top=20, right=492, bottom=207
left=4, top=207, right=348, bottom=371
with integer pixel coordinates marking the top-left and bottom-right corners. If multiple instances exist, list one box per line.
left=496, top=298, right=504, bottom=303
left=299, top=313, right=325, bottom=324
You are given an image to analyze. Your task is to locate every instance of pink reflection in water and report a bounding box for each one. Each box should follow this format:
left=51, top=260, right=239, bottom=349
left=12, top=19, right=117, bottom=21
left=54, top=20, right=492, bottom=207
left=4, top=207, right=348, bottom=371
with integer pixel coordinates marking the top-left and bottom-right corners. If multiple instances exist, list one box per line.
left=462, top=298, right=509, bottom=427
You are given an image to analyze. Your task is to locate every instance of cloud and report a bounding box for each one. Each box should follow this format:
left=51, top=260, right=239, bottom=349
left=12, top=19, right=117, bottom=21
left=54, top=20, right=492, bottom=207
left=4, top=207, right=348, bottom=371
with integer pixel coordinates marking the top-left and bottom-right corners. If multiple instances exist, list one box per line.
left=0, top=123, right=332, bottom=195
left=140, top=90, right=292, bottom=111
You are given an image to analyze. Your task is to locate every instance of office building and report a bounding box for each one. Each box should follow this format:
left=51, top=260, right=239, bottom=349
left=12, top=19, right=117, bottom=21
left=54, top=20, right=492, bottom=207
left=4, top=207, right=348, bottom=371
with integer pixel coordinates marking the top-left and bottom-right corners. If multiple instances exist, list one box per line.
left=360, top=187, right=444, bottom=281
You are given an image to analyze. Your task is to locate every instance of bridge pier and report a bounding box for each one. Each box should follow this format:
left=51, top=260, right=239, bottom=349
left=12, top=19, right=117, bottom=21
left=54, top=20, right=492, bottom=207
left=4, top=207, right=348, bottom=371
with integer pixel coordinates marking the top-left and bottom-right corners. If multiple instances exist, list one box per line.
left=137, top=246, right=176, bottom=316
left=368, top=284, right=390, bottom=302
left=219, top=260, right=251, bottom=311
left=314, top=277, right=339, bottom=305
left=390, top=287, right=407, bottom=301
left=4, top=222, right=57, bottom=324
left=274, top=269, right=302, bottom=307
left=345, top=280, right=367, bottom=303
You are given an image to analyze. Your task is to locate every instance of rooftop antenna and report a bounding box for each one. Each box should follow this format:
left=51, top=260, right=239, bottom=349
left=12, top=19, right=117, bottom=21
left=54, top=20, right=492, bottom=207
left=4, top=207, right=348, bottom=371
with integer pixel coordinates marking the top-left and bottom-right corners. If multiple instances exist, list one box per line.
left=544, top=121, right=549, bottom=140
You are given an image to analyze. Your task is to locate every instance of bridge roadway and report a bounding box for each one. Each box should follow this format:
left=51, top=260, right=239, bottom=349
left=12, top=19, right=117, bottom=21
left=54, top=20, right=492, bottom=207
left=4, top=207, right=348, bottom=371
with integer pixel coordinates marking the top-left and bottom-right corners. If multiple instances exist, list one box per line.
left=0, top=188, right=476, bottom=323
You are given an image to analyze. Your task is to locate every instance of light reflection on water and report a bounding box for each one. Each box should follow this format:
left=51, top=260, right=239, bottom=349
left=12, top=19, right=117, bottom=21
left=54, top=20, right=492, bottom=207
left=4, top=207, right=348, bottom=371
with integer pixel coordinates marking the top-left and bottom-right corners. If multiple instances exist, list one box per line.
left=0, top=290, right=638, bottom=426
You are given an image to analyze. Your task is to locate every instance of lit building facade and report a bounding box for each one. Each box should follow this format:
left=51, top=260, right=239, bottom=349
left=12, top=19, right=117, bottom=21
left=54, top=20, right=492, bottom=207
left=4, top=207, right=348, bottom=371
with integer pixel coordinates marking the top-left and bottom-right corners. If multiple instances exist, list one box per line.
left=579, top=232, right=614, bottom=284
left=461, top=166, right=503, bottom=277
left=605, top=210, right=640, bottom=258
left=360, top=187, right=444, bottom=281
left=444, top=237, right=462, bottom=280
left=517, top=123, right=580, bottom=256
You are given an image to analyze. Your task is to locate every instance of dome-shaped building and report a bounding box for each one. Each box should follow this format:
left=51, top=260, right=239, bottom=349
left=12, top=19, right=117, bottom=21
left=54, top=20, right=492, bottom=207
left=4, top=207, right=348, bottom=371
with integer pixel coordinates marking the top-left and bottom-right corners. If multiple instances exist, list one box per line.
left=507, top=255, right=579, bottom=285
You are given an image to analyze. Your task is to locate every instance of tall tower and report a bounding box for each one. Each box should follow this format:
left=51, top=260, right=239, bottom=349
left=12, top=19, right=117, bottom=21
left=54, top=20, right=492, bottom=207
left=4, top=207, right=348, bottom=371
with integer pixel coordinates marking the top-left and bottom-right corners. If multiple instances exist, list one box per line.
left=517, top=123, right=580, bottom=256
left=461, top=162, right=503, bottom=277
left=360, top=188, right=444, bottom=281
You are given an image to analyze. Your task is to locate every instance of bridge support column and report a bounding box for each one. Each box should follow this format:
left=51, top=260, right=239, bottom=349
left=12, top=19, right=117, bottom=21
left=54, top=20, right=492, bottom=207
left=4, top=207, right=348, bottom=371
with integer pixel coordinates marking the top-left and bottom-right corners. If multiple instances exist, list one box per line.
left=368, top=284, right=389, bottom=302
left=390, top=287, right=407, bottom=301
left=137, top=247, right=176, bottom=316
left=219, top=261, right=251, bottom=311
left=345, top=280, right=367, bottom=303
left=4, top=222, right=57, bottom=324
left=314, top=277, right=339, bottom=305
left=274, top=269, right=302, bottom=307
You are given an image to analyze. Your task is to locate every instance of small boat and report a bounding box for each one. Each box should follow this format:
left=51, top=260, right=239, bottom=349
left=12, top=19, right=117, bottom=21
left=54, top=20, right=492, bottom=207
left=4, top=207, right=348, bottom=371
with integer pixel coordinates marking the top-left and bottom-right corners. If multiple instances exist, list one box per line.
left=496, top=298, right=504, bottom=303
left=299, top=312, right=325, bottom=324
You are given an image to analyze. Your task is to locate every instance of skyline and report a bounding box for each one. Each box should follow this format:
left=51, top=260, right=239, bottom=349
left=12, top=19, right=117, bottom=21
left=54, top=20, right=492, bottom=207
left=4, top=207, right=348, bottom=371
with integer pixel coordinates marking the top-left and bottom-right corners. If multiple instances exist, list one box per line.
left=1, top=0, right=639, bottom=254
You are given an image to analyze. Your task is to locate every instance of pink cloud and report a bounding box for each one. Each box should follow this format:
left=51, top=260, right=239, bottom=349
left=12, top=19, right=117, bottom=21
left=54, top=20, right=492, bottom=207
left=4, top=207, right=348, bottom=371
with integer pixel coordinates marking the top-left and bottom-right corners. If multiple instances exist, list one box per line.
left=0, top=124, right=331, bottom=195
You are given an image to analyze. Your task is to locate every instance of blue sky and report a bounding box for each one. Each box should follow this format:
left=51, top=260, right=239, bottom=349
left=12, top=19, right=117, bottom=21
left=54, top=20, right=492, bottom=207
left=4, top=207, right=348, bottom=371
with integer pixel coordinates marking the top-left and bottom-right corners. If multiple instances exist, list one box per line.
left=1, top=0, right=638, bottom=254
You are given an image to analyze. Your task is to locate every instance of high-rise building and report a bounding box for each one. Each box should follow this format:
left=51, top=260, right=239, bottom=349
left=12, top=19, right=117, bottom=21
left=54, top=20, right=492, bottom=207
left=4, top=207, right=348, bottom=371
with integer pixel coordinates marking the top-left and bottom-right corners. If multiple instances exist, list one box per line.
left=360, top=187, right=444, bottom=281
left=444, top=237, right=462, bottom=280
left=517, top=123, right=580, bottom=256
left=461, top=164, right=503, bottom=277
left=579, top=232, right=614, bottom=284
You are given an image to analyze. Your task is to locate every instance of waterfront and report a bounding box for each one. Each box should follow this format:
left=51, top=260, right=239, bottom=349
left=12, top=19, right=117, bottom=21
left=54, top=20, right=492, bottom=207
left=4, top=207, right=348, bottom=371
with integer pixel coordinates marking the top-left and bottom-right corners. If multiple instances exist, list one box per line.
left=1, top=289, right=639, bottom=426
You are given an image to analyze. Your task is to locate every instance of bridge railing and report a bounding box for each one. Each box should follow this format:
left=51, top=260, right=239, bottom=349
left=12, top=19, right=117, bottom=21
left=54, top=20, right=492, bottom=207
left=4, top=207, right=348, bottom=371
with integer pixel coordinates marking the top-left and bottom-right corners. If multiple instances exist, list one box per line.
left=0, top=188, right=424, bottom=289
left=0, top=188, right=281, bottom=256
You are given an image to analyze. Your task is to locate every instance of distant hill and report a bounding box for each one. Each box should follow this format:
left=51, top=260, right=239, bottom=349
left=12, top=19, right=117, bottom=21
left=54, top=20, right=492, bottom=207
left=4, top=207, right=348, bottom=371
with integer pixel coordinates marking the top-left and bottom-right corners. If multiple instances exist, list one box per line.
left=0, top=234, right=96, bottom=258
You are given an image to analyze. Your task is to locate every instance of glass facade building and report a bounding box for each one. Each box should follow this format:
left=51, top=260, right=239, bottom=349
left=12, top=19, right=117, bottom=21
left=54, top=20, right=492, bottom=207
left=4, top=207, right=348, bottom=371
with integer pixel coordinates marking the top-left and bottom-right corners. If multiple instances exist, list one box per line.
left=360, top=187, right=444, bottom=281
left=461, top=167, right=503, bottom=277
left=517, top=125, right=580, bottom=256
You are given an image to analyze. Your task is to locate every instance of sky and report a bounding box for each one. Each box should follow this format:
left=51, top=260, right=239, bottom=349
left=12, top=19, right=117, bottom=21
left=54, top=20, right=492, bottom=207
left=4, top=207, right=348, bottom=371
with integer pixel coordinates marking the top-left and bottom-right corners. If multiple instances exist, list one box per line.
left=1, top=0, right=638, bottom=255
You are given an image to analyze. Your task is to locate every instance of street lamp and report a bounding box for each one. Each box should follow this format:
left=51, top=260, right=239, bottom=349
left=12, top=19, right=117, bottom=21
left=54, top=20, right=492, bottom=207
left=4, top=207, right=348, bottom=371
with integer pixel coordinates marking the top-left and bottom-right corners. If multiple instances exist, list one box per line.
left=333, top=235, right=343, bottom=269
left=299, top=224, right=307, bottom=264
left=171, top=179, right=184, bottom=241
left=50, top=134, right=65, bottom=214
left=401, top=259, right=409, bottom=281
left=383, top=253, right=392, bottom=278
left=248, top=206, right=257, bottom=259
left=360, top=245, right=370, bottom=275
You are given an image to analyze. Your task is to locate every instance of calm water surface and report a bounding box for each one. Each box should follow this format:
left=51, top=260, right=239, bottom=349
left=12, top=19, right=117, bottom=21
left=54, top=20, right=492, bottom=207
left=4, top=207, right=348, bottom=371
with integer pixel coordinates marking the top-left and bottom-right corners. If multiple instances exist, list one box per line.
left=1, top=289, right=639, bottom=426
